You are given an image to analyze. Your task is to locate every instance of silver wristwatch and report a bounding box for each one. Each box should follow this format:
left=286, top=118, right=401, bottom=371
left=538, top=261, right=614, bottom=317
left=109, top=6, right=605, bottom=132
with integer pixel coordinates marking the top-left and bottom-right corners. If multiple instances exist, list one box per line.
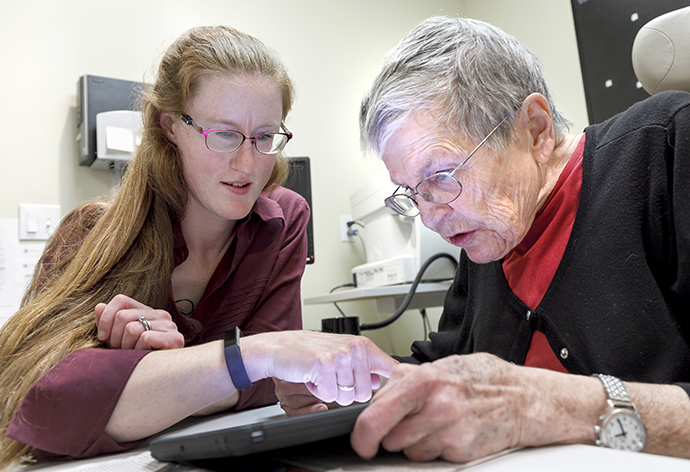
left=594, top=374, right=647, bottom=451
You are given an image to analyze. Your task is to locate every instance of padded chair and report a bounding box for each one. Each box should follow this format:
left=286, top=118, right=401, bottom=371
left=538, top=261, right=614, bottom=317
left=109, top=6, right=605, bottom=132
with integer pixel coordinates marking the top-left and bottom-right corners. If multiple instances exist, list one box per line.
left=632, top=6, right=690, bottom=95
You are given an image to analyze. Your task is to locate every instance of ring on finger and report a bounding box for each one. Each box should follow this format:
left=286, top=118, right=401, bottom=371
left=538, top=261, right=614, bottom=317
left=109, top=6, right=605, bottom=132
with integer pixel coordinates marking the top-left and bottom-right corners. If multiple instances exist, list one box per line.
left=139, top=315, right=153, bottom=331
left=338, top=383, right=355, bottom=392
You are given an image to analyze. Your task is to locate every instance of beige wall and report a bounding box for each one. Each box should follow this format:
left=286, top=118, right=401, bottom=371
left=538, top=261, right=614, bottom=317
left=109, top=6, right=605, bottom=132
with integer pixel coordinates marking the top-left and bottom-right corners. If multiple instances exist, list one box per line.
left=464, top=0, right=589, bottom=134
left=0, top=0, right=588, bottom=354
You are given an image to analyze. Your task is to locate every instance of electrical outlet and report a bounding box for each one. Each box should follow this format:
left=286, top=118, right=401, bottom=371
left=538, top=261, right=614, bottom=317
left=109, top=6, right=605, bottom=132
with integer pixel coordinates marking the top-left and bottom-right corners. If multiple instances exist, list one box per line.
left=340, top=215, right=353, bottom=242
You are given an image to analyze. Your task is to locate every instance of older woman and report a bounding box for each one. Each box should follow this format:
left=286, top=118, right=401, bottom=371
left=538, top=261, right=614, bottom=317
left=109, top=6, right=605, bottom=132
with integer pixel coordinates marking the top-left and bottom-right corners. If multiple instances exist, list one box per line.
left=347, top=16, right=690, bottom=462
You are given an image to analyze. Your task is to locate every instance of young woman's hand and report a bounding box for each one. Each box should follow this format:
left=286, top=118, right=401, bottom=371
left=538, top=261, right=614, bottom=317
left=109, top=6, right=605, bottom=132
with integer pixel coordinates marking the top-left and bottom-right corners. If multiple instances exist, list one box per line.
left=95, top=294, right=185, bottom=350
left=243, top=331, right=397, bottom=407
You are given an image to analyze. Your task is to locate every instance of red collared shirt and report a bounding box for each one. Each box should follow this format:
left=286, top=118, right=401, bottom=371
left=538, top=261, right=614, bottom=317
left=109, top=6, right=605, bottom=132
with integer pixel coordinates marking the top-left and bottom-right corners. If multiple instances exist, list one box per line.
left=502, top=136, right=585, bottom=372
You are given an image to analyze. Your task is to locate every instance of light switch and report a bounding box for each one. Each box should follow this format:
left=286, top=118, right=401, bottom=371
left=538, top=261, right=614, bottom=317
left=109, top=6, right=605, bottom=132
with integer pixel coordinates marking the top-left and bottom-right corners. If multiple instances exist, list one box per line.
left=26, top=210, right=38, bottom=233
left=18, top=204, right=61, bottom=241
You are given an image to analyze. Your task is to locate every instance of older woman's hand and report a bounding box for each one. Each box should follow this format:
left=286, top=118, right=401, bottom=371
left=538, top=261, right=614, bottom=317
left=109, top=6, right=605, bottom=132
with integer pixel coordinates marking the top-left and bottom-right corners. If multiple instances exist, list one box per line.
left=274, top=379, right=329, bottom=416
left=95, top=294, right=185, bottom=350
left=274, top=377, right=387, bottom=416
left=244, top=331, right=397, bottom=407
left=350, top=353, right=598, bottom=463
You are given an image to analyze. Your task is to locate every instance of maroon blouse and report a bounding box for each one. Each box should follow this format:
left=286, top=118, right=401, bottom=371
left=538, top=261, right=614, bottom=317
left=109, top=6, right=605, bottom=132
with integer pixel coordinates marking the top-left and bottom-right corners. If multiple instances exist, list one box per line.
left=6, top=186, right=309, bottom=458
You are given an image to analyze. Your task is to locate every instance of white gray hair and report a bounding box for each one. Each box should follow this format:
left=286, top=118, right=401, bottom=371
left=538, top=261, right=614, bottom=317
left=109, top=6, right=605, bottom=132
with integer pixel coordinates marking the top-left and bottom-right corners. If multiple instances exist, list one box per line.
left=360, top=16, right=570, bottom=155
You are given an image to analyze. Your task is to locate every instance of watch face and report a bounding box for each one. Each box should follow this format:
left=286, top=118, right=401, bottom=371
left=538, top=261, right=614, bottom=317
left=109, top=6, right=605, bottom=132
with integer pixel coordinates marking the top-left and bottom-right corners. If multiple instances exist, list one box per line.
left=603, top=410, right=647, bottom=451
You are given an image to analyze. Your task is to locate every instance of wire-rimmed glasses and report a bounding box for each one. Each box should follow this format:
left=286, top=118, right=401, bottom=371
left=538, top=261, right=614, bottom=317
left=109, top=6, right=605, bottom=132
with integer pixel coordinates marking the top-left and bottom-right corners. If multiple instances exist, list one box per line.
left=384, top=116, right=510, bottom=217
left=180, top=114, right=293, bottom=155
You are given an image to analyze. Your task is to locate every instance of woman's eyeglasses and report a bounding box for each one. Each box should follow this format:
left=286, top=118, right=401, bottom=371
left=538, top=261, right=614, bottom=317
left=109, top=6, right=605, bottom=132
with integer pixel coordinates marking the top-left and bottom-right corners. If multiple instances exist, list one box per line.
left=180, top=114, right=292, bottom=155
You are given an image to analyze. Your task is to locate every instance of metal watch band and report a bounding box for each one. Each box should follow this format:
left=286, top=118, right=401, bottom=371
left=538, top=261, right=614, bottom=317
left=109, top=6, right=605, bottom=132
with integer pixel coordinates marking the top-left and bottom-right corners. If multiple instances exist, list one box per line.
left=595, top=374, right=632, bottom=405
left=594, top=373, right=647, bottom=451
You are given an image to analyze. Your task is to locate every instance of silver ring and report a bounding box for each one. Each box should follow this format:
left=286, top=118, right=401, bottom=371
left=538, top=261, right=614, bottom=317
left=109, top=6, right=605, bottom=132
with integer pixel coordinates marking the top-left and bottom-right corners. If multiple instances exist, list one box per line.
left=338, top=384, right=355, bottom=392
left=139, top=315, right=152, bottom=331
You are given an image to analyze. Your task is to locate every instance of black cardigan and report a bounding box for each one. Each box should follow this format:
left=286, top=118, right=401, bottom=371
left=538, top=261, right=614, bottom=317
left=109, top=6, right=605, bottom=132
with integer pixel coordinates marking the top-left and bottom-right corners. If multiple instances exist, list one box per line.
left=406, top=91, right=690, bottom=396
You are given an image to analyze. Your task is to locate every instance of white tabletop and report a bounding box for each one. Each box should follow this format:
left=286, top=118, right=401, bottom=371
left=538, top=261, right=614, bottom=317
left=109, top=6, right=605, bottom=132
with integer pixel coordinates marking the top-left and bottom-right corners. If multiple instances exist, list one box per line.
left=17, top=440, right=690, bottom=472
left=13, top=405, right=690, bottom=472
left=280, top=443, right=690, bottom=472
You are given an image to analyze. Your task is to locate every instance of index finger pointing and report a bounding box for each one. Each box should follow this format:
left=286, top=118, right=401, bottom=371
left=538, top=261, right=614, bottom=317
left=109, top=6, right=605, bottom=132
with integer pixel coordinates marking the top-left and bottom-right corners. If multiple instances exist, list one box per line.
left=366, top=348, right=399, bottom=379
left=350, top=389, right=411, bottom=459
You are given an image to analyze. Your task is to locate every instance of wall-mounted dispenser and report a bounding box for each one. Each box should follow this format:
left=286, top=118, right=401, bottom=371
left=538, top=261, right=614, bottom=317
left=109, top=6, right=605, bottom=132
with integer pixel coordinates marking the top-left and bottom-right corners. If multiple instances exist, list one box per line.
left=76, top=75, right=143, bottom=185
left=95, top=110, right=143, bottom=184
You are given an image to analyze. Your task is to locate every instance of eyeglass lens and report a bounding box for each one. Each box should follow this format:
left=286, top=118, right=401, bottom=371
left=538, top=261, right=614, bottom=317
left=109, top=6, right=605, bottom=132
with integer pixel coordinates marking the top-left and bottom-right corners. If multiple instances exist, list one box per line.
left=385, top=173, right=462, bottom=217
left=416, top=173, right=462, bottom=205
left=207, top=131, right=289, bottom=154
left=384, top=194, right=419, bottom=216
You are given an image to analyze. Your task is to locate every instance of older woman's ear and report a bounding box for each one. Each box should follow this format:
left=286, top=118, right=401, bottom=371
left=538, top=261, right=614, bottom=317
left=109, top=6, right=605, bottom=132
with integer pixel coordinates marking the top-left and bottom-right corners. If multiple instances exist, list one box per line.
left=521, top=93, right=555, bottom=164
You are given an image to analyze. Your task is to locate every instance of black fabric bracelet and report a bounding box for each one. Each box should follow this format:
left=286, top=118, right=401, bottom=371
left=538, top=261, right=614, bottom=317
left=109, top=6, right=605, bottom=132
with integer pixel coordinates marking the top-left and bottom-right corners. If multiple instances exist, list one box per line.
left=224, top=327, right=253, bottom=391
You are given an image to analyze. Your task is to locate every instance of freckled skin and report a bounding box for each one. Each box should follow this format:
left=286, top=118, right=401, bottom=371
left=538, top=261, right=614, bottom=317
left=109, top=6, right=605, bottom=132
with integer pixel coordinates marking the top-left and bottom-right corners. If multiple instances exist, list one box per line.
left=164, top=74, right=284, bottom=228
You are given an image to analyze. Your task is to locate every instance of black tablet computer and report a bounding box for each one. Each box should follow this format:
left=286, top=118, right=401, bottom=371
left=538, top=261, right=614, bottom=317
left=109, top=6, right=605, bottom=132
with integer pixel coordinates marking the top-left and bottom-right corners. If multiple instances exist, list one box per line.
left=149, top=402, right=368, bottom=463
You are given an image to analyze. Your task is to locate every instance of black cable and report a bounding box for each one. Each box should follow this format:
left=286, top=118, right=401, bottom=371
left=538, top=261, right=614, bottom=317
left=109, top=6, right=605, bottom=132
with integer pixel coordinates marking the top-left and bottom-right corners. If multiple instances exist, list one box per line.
left=347, top=220, right=365, bottom=230
left=333, top=303, right=347, bottom=318
left=347, top=220, right=367, bottom=260
left=330, top=283, right=356, bottom=293
left=330, top=283, right=356, bottom=318
left=175, top=298, right=195, bottom=316
left=353, top=232, right=367, bottom=261
left=360, top=252, right=458, bottom=331
left=420, top=308, right=429, bottom=340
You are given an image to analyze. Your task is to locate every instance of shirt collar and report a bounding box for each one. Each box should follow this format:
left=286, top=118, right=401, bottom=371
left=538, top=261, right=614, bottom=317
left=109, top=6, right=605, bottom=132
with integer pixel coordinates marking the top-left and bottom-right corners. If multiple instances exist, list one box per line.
left=173, top=190, right=286, bottom=264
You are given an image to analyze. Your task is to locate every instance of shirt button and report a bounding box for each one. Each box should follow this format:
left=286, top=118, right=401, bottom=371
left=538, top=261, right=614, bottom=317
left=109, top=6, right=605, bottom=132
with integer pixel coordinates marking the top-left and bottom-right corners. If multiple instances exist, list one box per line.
left=526, top=310, right=532, bottom=321
left=560, top=348, right=569, bottom=359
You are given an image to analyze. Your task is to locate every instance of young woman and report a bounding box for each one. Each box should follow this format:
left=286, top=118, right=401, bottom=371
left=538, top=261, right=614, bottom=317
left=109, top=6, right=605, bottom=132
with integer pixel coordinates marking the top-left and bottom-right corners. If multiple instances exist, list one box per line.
left=0, top=26, right=395, bottom=469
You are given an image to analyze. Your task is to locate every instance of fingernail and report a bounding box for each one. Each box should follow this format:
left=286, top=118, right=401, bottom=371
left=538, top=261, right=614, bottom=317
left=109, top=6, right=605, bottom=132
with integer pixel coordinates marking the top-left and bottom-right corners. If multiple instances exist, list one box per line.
left=98, top=330, right=105, bottom=340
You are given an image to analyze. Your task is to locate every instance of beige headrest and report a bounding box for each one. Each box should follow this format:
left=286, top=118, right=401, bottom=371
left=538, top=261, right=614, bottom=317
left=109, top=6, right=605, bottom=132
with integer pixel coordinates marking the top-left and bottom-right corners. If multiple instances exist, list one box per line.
left=632, top=6, right=690, bottom=94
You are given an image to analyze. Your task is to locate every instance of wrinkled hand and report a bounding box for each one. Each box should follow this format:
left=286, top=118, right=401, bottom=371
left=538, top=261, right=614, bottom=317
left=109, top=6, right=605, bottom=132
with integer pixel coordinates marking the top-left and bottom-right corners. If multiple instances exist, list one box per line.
left=246, top=331, right=397, bottom=407
left=95, top=294, right=185, bottom=350
left=274, top=379, right=329, bottom=416
left=351, top=353, right=528, bottom=463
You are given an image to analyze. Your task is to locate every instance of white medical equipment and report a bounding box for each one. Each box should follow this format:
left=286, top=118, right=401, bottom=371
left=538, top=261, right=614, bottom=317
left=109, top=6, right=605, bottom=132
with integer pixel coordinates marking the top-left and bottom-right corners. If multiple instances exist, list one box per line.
left=349, top=170, right=460, bottom=288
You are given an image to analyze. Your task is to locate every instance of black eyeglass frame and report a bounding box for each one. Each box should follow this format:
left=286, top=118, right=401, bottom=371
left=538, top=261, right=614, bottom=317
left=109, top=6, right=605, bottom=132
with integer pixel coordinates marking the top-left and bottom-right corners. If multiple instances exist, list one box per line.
left=180, top=114, right=293, bottom=155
